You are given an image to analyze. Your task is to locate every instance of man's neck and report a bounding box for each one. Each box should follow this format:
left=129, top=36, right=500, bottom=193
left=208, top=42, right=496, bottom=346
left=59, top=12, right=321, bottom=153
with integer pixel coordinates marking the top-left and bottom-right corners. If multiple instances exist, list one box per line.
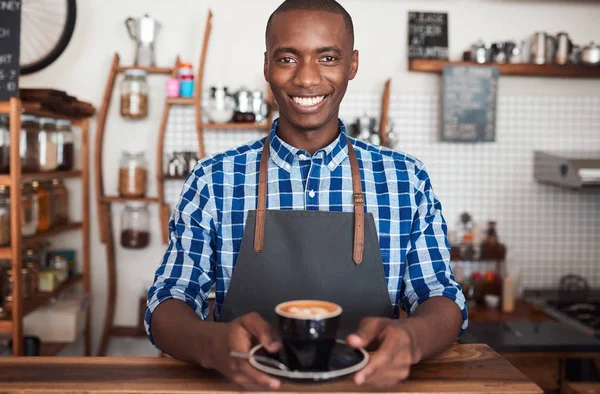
left=276, top=116, right=340, bottom=155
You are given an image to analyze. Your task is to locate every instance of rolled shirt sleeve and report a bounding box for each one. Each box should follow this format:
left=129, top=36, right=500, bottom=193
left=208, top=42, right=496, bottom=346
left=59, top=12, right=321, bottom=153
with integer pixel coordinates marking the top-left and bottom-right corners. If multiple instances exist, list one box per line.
left=144, top=168, right=217, bottom=346
left=400, top=164, right=468, bottom=335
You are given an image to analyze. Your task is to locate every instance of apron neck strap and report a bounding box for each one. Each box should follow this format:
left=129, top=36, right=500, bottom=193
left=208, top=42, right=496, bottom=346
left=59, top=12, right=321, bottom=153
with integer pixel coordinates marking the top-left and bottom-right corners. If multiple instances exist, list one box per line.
left=254, top=134, right=365, bottom=264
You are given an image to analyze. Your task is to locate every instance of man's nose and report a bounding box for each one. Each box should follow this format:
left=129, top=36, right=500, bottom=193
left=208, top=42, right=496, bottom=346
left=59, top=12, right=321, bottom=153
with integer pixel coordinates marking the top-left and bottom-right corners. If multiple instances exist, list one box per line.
left=293, top=61, right=322, bottom=89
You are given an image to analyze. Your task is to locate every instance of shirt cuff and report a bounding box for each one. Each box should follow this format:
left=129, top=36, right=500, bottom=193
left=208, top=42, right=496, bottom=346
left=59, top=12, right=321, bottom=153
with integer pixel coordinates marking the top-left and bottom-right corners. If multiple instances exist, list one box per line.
left=408, top=288, right=469, bottom=337
left=144, top=288, right=207, bottom=348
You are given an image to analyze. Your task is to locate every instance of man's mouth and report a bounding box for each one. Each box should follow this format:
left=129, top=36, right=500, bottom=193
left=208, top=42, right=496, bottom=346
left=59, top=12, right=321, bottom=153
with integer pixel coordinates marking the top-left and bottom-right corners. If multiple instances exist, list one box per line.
left=289, top=94, right=330, bottom=112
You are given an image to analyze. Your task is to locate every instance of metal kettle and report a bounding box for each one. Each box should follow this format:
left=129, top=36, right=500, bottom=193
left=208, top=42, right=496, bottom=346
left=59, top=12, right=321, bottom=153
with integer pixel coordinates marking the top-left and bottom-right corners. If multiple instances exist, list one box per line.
left=125, top=14, right=161, bottom=67
left=530, top=32, right=556, bottom=65
left=555, top=32, right=573, bottom=65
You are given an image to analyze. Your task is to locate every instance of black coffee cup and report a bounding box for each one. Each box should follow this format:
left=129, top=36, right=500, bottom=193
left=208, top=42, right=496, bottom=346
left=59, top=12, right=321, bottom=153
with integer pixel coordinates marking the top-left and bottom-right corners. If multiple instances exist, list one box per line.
left=275, top=300, right=342, bottom=372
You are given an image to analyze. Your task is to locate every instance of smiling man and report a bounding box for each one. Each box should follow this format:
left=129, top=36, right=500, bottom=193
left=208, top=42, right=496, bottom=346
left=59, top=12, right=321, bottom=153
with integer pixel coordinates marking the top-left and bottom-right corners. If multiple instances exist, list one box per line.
left=146, top=0, right=467, bottom=389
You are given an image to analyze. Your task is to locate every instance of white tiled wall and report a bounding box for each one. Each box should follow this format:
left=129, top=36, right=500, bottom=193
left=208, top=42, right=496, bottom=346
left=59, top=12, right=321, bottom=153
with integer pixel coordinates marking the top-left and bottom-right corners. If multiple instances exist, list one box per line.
left=163, top=93, right=600, bottom=290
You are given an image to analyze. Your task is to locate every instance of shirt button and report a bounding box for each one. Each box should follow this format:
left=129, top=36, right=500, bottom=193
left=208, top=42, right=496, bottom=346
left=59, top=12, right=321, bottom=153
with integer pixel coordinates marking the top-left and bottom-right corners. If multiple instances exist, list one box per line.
left=284, top=163, right=291, bottom=170
left=328, top=163, right=335, bottom=171
left=299, top=154, right=308, bottom=160
left=309, top=190, right=316, bottom=198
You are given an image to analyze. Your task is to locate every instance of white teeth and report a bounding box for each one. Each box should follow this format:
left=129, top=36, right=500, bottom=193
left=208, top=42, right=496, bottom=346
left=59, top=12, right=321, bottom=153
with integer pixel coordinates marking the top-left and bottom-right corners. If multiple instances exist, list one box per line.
left=293, top=95, right=325, bottom=107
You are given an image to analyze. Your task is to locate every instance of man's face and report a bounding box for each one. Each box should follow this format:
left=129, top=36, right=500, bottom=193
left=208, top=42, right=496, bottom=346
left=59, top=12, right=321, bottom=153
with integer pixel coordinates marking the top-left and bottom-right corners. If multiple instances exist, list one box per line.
left=265, top=10, right=358, bottom=132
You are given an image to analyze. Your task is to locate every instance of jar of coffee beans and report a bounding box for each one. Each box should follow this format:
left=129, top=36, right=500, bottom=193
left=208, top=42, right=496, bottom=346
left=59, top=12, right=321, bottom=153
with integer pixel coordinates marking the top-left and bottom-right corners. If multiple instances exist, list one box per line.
left=118, top=152, right=148, bottom=198
left=120, top=69, right=149, bottom=119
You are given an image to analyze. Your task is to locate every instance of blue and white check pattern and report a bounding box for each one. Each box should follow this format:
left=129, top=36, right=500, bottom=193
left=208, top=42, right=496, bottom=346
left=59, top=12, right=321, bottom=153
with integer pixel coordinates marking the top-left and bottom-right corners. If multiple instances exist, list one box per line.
left=145, top=119, right=468, bottom=343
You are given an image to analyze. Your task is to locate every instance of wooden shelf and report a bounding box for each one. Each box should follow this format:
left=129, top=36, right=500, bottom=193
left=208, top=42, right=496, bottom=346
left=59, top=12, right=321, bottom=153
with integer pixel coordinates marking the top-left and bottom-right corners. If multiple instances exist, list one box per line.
left=101, top=196, right=159, bottom=204
left=0, top=171, right=83, bottom=186
left=0, top=102, right=9, bottom=114
left=0, top=274, right=83, bottom=333
left=110, top=325, right=146, bottom=338
left=408, top=59, right=600, bottom=78
left=0, top=247, right=11, bottom=259
left=167, top=97, right=195, bottom=105
left=162, top=175, right=188, bottom=181
left=117, top=66, right=173, bottom=74
left=40, top=342, right=68, bottom=356
left=21, top=102, right=90, bottom=121
left=20, top=222, right=83, bottom=249
left=202, top=122, right=269, bottom=130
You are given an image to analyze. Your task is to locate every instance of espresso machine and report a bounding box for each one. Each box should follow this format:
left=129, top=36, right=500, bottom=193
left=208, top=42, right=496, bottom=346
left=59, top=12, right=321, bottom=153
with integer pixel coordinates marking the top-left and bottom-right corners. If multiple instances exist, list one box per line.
left=125, top=14, right=161, bottom=67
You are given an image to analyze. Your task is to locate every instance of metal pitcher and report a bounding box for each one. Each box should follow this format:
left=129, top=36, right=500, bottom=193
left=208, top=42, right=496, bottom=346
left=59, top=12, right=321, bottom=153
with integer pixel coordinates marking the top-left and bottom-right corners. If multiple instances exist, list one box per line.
left=530, top=32, right=556, bottom=65
left=555, top=32, right=573, bottom=65
left=125, top=14, right=161, bottom=67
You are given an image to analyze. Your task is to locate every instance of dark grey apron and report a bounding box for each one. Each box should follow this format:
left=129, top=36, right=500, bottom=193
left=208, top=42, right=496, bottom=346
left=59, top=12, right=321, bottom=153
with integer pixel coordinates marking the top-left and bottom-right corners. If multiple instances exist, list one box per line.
left=219, top=135, right=393, bottom=335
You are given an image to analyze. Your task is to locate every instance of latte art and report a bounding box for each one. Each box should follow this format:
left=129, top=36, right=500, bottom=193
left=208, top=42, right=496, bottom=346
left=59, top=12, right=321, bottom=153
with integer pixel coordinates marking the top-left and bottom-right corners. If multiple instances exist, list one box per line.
left=287, top=306, right=331, bottom=317
left=276, top=300, right=342, bottom=320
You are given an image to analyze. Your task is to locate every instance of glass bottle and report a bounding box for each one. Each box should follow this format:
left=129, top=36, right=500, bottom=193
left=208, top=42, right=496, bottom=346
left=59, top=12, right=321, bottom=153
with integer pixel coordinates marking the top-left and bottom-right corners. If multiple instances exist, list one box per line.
left=56, top=119, right=74, bottom=171
left=0, top=114, right=9, bottom=173
left=51, top=255, right=69, bottom=283
left=20, top=114, right=40, bottom=173
left=21, top=182, right=38, bottom=237
left=120, top=69, right=149, bottom=119
left=49, top=179, right=69, bottom=226
left=118, top=152, right=148, bottom=198
left=120, top=203, right=150, bottom=249
left=0, top=186, right=9, bottom=246
left=38, top=117, right=59, bottom=172
left=31, top=181, right=51, bottom=232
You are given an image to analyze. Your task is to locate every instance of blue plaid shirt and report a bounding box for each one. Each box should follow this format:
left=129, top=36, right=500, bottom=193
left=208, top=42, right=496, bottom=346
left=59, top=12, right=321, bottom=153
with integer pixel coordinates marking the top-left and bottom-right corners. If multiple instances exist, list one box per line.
left=145, top=119, right=468, bottom=343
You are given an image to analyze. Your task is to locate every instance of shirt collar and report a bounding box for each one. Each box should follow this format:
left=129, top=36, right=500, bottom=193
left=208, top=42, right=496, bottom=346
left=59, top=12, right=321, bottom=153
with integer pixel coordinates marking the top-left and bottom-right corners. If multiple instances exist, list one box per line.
left=267, top=118, right=349, bottom=173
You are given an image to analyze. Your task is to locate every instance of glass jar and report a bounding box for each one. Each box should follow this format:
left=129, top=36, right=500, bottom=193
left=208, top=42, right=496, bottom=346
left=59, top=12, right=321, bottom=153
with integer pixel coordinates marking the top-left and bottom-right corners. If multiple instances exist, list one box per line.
left=0, top=186, right=9, bottom=246
left=0, top=114, right=9, bottom=173
left=120, top=203, right=150, bottom=249
left=31, top=181, right=51, bottom=232
left=4, top=268, right=31, bottom=310
left=38, top=117, right=59, bottom=172
left=20, top=114, right=40, bottom=173
left=49, top=179, right=69, bottom=226
left=56, top=119, right=74, bottom=171
left=120, top=69, right=149, bottom=119
left=21, top=182, right=38, bottom=237
left=51, top=255, right=69, bottom=283
left=118, top=152, right=148, bottom=198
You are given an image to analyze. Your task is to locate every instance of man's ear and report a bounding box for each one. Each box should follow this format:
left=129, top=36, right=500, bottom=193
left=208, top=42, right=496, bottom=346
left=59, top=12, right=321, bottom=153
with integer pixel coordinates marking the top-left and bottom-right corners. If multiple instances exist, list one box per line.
left=264, top=51, right=268, bottom=81
left=349, top=49, right=359, bottom=80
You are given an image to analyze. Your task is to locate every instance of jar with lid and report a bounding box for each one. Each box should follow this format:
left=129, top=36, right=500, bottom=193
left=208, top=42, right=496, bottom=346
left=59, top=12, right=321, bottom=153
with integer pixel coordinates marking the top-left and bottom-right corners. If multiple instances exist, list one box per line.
left=0, top=114, right=9, bottom=173
left=51, top=255, right=69, bottom=283
left=56, top=119, right=74, bottom=171
left=120, top=69, right=149, bottom=119
left=119, top=152, right=148, bottom=198
left=120, top=203, right=150, bottom=249
left=38, top=117, right=59, bottom=172
left=0, top=186, right=9, bottom=246
left=48, top=179, right=69, bottom=226
left=20, top=114, right=40, bottom=173
left=21, top=182, right=38, bottom=237
left=31, top=181, right=51, bottom=232
left=4, top=268, right=32, bottom=310
left=23, top=249, right=40, bottom=295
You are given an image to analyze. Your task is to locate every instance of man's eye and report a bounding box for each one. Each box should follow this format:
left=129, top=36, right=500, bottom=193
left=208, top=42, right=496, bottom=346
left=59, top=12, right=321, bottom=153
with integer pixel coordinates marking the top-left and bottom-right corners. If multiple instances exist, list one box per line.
left=321, top=56, right=337, bottom=62
left=280, top=57, right=296, bottom=64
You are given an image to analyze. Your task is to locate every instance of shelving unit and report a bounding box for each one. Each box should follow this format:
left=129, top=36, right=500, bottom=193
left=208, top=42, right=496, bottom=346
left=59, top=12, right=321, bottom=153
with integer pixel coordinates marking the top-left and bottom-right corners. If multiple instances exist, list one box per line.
left=409, top=59, right=600, bottom=78
left=0, top=97, right=92, bottom=356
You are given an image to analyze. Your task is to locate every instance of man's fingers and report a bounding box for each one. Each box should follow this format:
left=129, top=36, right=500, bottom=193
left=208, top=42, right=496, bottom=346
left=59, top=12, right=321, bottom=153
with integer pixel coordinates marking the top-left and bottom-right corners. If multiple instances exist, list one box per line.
left=239, top=359, right=281, bottom=389
left=364, top=366, right=411, bottom=386
left=347, top=317, right=384, bottom=349
left=353, top=330, right=400, bottom=384
left=240, top=313, right=281, bottom=353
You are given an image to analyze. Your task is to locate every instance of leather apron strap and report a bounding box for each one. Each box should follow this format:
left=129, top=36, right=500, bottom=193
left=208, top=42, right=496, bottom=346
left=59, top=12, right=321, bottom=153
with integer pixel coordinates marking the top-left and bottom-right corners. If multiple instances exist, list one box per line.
left=254, top=135, right=365, bottom=264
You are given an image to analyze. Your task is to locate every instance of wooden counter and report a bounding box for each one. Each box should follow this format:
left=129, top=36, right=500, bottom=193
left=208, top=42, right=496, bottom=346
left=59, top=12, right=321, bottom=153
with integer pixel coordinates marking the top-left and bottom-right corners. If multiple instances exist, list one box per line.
left=468, top=300, right=552, bottom=322
left=0, top=344, right=541, bottom=393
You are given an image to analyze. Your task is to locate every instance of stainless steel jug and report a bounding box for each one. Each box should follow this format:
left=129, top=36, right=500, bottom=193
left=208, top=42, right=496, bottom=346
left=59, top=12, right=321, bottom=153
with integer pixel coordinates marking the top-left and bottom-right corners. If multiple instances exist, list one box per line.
left=125, top=14, right=161, bottom=67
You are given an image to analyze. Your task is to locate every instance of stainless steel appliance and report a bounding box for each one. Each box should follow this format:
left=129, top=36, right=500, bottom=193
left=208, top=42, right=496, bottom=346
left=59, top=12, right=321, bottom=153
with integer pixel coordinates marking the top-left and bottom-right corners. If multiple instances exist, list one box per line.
left=555, top=32, right=573, bottom=65
left=534, top=151, right=600, bottom=189
left=582, top=42, right=600, bottom=65
left=125, top=14, right=161, bottom=67
left=530, top=32, right=556, bottom=65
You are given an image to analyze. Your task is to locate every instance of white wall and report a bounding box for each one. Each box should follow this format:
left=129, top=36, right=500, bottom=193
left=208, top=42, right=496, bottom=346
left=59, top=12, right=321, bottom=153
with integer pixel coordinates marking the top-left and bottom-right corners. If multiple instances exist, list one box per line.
left=20, top=0, right=600, bottom=356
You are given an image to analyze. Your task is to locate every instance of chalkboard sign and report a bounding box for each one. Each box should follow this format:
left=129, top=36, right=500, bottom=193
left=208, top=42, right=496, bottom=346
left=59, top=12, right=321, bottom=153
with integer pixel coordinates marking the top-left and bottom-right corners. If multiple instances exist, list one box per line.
left=408, top=11, right=448, bottom=60
left=441, top=65, right=499, bottom=143
left=0, top=0, right=21, bottom=101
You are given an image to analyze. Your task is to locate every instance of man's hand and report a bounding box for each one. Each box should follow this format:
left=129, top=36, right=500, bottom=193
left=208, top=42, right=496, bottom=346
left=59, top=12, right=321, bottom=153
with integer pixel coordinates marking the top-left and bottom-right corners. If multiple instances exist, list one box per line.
left=346, top=317, right=421, bottom=388
left=209, top=312, right=282, bottom=390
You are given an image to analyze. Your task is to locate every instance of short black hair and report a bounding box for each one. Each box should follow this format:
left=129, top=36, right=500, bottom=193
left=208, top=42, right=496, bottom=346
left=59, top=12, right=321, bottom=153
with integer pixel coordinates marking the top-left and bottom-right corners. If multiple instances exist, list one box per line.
left=265, top=0, right=354, bottom=48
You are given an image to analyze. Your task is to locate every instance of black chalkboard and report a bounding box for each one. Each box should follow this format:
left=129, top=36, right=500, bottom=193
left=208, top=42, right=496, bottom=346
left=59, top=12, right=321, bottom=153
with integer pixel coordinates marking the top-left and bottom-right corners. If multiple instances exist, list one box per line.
left=408, top=11, right=448, bottom=60
left=0, top=0, right=20, bottom=101
left=441, top=65, right=499, bottom=143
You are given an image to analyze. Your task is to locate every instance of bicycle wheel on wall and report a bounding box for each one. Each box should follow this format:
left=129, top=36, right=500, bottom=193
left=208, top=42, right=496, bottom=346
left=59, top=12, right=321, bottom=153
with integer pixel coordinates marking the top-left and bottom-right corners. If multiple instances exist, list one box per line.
left=19, top=0, right=77, bottom=75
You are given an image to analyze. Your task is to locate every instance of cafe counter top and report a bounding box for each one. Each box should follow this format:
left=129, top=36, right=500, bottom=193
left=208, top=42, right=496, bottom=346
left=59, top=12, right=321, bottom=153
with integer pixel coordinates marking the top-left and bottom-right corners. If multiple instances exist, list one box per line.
left=0, top=344, right=541, bottom=393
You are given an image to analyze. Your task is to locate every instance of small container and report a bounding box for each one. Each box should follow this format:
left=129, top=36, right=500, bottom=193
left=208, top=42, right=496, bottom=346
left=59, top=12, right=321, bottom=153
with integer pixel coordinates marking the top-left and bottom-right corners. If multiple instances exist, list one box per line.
left=31, top=181, right=51, bottom=232
left=49, top=179, right=69, bottom=226
left=166, top=79, right=180, bottom=97
left=0, top=186, right=10, bottom=246
left=51, top=255, right=69, bottom=283
left=56, top=119, right=74, bottom=171
left=178, top=62, right=194, bottom=80
left=38, top=117, right=59, bottom=172
left=0, top=114, right=9, bottom=173
left=21, top=182, right=38, bottom=237
left=4, top=268, right=32, bottom=310
left=120, top=203, right=150, bottom=249
left=180, top=80, right=194, bottom=98
left=20, top=114, right=41, bottom=173
left=118, top=152, right=148, bottom=198
left=120, top=69, right=149, bottom=119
